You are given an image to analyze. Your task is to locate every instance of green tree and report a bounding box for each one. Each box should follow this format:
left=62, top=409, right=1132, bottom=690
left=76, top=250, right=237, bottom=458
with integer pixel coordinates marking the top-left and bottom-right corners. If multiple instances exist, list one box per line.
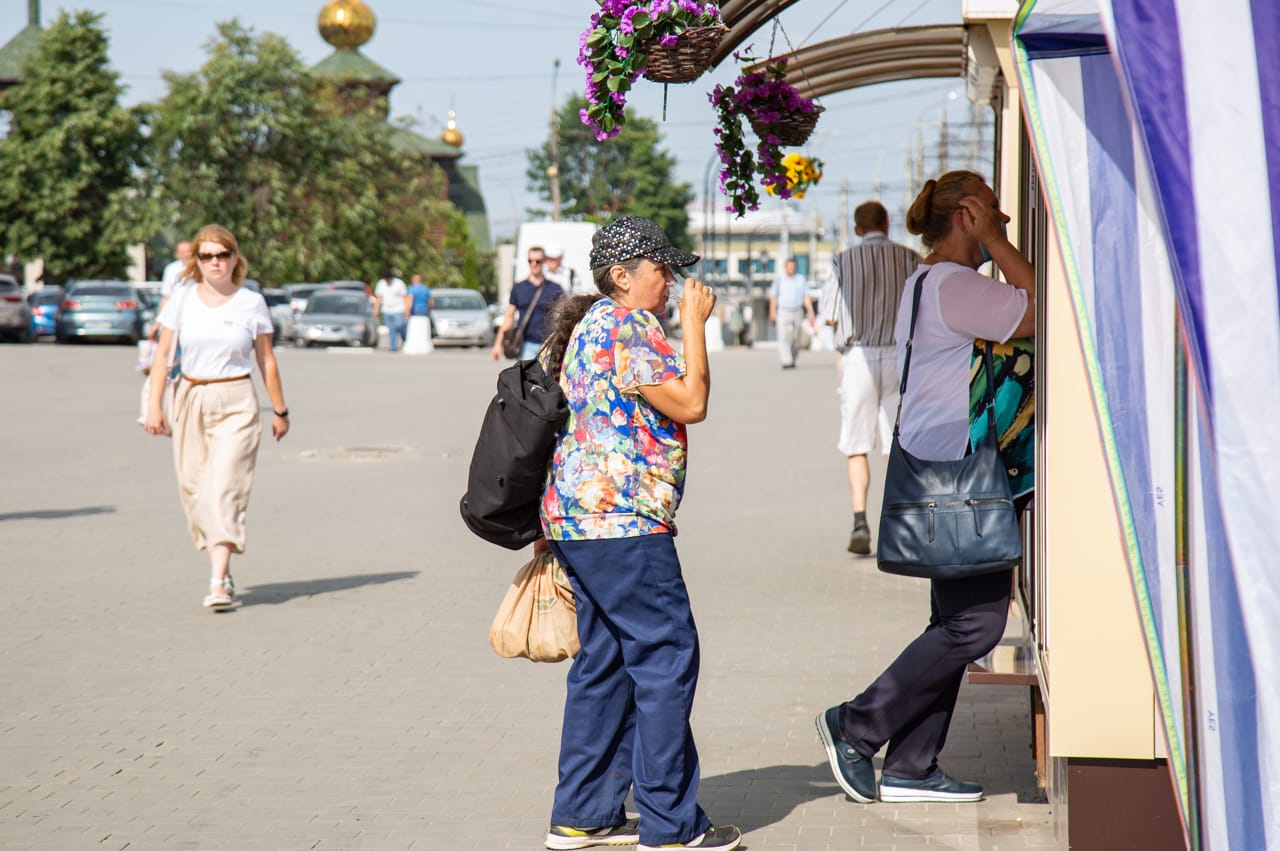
left=0, top=12, right=144, bottom=283
left=527, top=95, right=694, bottom=250
left=142, top=21, right=469, bottom=286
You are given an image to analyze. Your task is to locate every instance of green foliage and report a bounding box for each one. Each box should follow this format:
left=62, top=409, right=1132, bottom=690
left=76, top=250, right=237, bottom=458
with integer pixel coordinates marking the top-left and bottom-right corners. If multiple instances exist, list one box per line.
left=143, top=21, right=470, bottom=286
left=527, top=95, right=694, bottom=251
left=0, top=12, right=145, bottom=284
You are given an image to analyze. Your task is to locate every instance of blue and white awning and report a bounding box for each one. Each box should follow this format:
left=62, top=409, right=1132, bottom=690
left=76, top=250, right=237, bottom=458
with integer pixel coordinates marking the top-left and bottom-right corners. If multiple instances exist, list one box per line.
left=1014, top=1, right=1280, bottom=847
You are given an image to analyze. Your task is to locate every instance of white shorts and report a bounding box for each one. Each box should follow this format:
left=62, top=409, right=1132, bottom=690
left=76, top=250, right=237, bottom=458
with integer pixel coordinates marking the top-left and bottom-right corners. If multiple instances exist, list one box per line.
left=838, top=345, right=898, bottom=456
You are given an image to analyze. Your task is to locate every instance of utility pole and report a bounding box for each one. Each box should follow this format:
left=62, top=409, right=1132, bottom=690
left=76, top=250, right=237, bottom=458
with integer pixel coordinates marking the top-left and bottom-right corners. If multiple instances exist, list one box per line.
left=548, top=59, right=562, bottom=221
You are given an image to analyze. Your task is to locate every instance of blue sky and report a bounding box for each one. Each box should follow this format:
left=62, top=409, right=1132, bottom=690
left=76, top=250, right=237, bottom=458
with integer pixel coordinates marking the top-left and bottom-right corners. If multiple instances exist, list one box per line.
left=0, top=0, right=982, bottom=243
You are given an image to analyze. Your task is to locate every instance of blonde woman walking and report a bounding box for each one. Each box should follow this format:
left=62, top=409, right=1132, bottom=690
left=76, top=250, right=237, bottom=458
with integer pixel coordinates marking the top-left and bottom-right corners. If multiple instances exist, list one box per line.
left=144, top=225, right=290, bottom=608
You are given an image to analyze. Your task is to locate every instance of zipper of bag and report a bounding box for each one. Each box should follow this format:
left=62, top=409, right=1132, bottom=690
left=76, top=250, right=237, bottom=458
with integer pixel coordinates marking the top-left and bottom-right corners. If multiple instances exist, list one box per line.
left=889, top=501, right=937, bottom=541
left=965, top=497, right=1013, bottom=536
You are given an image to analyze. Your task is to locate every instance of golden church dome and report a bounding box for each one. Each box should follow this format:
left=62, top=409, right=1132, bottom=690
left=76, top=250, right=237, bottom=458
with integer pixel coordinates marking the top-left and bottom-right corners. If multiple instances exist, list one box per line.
left=318, top=0, right=375, bottom=50
left=441, top=110, right=464, bottom=147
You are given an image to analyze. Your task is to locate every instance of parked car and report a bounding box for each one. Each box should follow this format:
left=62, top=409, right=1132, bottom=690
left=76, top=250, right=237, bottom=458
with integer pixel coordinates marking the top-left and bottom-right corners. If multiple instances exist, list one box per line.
left=55, top=280, right=146, bottom=344
left=283, top=283, right=321, bottom=317
left=293, top=290, right=378, bottom=348
left=0, top=275, right=33, bottom=343
left=430, top=288, right=495, bottom=347
left=262, top=288, right=295, bottom=343
left=27, top=287, right=63, bottom=338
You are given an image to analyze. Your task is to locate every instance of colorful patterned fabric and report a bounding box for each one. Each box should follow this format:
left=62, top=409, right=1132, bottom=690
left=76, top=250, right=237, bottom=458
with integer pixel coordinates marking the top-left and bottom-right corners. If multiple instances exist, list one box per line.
left=541, top=298, right=687, bottom=541
left=969, top=338, right=1035, bottom=499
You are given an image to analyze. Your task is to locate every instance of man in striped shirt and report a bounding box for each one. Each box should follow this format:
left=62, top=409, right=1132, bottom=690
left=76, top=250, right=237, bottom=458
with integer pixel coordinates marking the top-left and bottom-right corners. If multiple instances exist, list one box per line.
left=829, top=201, right=922, bottom=554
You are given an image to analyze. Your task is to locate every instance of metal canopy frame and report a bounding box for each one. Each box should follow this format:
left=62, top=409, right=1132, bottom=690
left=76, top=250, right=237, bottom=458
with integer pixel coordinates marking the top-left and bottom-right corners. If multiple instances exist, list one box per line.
left=762, top=25, right=967, bottom=99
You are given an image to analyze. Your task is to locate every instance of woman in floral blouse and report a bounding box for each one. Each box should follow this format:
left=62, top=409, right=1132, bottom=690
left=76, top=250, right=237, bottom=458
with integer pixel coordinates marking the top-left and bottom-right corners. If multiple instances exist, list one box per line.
left=535, top=217, right=741, bottom=851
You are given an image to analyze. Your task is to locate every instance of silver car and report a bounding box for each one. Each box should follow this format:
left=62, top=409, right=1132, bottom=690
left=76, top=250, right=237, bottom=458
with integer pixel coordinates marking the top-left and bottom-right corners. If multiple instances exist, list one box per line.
left=262, top=288, right=295, bottom=343
left=430, top=288, right=495, bottom=347
left=0, top=275, right=33, bottom=343
left=293, top=291, right=378, bottom=348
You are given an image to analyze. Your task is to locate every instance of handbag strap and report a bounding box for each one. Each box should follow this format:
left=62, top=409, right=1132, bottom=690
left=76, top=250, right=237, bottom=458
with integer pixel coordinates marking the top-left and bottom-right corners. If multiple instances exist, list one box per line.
left=892, top=269, right=997, bottom=439
left=514, top=282, right=547, bottom=338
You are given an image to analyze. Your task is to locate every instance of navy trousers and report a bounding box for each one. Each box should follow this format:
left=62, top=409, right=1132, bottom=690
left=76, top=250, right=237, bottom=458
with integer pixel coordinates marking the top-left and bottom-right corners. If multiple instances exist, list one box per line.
left=839, top=567, right=1013, bottom=779
left=549, top=535, right=711, bottom=847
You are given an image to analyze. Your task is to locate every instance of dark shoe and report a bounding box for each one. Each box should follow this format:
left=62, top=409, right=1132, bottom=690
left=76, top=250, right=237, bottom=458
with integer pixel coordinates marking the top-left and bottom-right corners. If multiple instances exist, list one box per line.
left=638, top=824, right=742, bottom=850
left=847, top=521, right=871, bottom=555
left=879, top=768, right=983, bottom=803
left=547, top=817, right=640, bottom=849
left=815, top=707, right=877, bottom=802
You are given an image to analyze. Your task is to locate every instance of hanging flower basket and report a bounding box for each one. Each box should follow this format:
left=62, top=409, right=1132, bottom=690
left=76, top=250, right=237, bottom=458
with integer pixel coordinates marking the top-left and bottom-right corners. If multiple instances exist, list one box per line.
left=710, top=56, right=825, bottom=217
left=641, top=23, right=728, bottom=83
left=749, top=104, right=825, bottom=147
left=579, top=1, right=725, bottom=141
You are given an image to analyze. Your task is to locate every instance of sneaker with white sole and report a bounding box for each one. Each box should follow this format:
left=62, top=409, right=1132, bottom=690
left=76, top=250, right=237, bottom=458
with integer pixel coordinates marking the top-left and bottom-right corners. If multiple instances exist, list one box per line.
left=545, top=817, right=640, bottom=849
left=878, top=768, right=983, bottom=803
left=637, top=824, right=742, bottom=850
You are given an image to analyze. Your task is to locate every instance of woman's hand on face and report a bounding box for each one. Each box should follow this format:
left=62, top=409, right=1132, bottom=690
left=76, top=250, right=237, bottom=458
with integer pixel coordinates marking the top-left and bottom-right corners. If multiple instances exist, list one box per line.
left=958, top=196, right=1005, bottom=245
left=272, top=413, right=290, bottom=441
left=679, top=279, right=717, bottom=326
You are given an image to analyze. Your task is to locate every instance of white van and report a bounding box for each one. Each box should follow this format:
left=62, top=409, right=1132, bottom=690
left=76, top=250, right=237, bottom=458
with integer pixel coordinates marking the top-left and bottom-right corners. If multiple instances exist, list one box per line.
left=505, top=221, right=597, bottom=305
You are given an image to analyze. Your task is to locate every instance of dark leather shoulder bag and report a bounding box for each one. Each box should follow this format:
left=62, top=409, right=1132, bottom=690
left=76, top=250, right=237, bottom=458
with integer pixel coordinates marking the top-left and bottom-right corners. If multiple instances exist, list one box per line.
left=877, top=270, right=1023, bottom=579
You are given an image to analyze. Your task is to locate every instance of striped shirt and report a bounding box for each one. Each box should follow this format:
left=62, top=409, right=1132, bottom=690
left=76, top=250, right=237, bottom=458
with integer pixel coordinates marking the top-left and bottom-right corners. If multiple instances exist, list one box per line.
left=828, top=232, right=922, bottom=350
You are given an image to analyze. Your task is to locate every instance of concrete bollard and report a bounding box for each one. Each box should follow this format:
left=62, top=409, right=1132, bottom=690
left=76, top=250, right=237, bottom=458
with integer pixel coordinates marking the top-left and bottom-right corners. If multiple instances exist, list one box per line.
left=402, top=315, right=433, bottom=354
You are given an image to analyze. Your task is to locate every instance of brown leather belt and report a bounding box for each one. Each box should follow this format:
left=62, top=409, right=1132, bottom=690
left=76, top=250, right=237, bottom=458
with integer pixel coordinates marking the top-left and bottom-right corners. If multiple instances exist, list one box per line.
left=181, top=373, right=251, bottom=386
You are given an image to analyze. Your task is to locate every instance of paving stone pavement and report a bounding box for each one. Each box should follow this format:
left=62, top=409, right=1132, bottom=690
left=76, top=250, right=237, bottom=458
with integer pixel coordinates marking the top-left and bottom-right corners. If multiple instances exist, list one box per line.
left=0, top=340, right=1062, bottom=851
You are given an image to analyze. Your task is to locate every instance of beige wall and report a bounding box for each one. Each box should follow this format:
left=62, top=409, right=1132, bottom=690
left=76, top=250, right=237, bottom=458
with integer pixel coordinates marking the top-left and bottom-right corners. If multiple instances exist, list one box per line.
left=1040, top=228, right=1157, bottom=759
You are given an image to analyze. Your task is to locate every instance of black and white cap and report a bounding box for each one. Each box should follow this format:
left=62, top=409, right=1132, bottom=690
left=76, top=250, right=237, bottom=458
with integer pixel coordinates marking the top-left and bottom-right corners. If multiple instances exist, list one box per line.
left=589, top=216, right=700, bottom=270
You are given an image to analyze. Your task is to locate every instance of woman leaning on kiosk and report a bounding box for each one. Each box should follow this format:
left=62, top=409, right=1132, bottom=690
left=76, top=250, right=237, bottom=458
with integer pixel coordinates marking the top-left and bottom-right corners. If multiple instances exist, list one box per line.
left=534, top=217, right=742, bottom=851
left=817, top=170, right=1035, bottom=805
left=144, top=225, right=290, bottom=609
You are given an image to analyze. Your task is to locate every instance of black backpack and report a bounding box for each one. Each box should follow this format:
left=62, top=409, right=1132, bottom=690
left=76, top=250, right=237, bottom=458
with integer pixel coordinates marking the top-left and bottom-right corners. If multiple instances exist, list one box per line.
left=459, top=358, right=569, bottom=549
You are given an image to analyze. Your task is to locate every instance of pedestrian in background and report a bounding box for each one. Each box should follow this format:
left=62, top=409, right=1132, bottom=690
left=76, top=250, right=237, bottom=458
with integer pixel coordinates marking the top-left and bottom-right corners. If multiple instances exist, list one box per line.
left=374, top=269, right=409, bottom=352
left=817, top=171, right=1034, bottom=806
left=829, top=201, right=922, bottom=554
left=144, top=224, right=290, bottom=609
left=491, top=245, right=564, bottom=361
left=535, top=217, right=742, bottom=851
left=149, top=240, right=193, bottom=342
left=407, top=273, right=432, bottom=320
left=767, top=257, right=813, bottom=369
left=542, top=241, right=583, bottom=295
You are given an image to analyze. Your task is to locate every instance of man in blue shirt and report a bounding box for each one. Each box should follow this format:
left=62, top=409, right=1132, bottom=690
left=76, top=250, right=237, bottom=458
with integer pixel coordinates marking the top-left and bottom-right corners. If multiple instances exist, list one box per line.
left=408, top=274, right=432, bottom=319
left=768, top=257, right=815, bottom=369
left=491, top=246, right=565, bottom=360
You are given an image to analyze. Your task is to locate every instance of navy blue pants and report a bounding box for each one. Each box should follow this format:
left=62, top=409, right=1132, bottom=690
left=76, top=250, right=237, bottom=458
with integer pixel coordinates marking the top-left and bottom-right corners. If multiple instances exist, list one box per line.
left=839, top=568, right=1013, bottom=779
left=549, top=535, right=711, bottom=847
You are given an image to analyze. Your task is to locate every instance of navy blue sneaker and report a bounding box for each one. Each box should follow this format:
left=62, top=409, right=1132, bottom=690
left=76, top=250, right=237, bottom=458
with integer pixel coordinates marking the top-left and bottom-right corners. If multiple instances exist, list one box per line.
left=879, top=768, right=983, bottom=803
left=816, top=707, right=877, bottom=802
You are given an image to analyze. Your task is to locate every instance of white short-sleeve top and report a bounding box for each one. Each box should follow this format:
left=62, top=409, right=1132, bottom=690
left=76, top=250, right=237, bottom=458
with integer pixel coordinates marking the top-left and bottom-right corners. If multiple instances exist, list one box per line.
left=894, top=262, right=1027, bottom=461
left=159, top=284, right=273, bottom=380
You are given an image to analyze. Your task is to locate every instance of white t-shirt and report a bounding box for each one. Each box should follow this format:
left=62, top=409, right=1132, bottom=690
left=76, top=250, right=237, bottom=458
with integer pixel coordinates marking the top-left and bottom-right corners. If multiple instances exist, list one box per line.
left=161, top=259, right=189, bottom=297
left=894, top=262, right=1027, bottom=461
left=159, top=285, right=273, bottom=380
left=374, top=278, right=407, bottom=314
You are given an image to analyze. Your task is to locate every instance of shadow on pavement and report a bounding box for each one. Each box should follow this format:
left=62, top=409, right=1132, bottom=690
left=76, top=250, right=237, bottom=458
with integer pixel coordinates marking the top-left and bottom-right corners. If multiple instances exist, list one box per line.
left=237, top=571, right=420, bottom=606
left=0, top=505, right=117, bottom=521
left=699, top=762, right=839, bottom=833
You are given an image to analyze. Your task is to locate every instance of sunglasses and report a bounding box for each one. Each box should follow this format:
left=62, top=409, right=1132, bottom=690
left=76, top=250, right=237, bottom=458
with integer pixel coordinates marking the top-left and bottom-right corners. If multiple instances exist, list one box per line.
left=197, top=250, right=235, bottom=263
left=528, top=258, right=543, bottom=265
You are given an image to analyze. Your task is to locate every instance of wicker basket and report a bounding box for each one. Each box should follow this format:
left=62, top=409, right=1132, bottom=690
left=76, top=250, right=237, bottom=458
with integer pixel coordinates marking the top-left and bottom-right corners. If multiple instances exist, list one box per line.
left=749, top=105, right=825, bottom=147
left=641, top=24, right=728, bottom=84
